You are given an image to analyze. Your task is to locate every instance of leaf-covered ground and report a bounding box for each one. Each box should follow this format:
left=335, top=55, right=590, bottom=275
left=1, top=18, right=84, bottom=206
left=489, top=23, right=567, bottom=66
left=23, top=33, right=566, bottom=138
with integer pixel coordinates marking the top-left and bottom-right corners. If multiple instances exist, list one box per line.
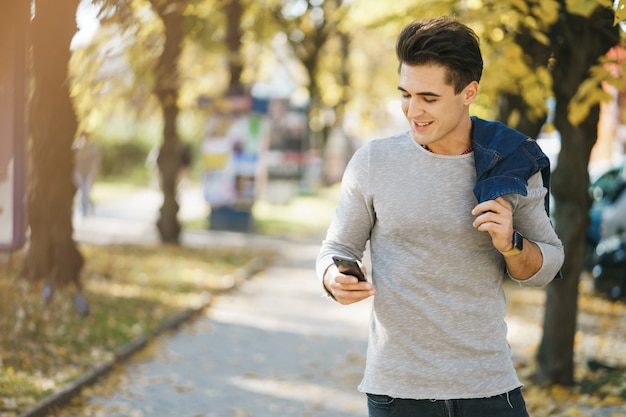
left=504, top=274, right=626, bottom=416
left=0, top=243, right=274, bottom=416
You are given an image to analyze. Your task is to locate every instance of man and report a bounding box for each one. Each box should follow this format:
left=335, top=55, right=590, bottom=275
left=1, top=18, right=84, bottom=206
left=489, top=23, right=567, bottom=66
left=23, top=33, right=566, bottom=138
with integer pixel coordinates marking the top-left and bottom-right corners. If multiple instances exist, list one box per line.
left=316, top=16, right=564, bottom=417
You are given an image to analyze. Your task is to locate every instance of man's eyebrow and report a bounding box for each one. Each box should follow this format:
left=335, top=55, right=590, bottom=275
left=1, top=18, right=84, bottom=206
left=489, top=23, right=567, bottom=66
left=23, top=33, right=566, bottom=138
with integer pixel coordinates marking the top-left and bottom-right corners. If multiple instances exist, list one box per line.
left=396, top=86, right=441, bottom=97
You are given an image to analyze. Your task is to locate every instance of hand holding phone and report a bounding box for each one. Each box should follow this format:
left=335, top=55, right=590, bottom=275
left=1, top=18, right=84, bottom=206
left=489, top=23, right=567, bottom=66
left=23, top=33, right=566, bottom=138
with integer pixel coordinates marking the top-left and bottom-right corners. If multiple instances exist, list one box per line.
left=332, top=255, right=367, bottom=282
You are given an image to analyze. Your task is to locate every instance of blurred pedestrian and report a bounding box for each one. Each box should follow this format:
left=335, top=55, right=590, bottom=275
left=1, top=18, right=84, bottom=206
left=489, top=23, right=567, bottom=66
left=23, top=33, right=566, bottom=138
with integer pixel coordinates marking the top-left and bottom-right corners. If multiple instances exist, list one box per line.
left=72, top=132, right=100, bottom=216
left=316, top=16, right=564, bottom=417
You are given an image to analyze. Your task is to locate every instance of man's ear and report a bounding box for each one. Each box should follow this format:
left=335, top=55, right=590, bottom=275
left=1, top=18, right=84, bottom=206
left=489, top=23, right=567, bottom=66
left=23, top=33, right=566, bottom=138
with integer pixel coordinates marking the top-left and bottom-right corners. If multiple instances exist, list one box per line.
left=463, top=81, right=479, bottom=104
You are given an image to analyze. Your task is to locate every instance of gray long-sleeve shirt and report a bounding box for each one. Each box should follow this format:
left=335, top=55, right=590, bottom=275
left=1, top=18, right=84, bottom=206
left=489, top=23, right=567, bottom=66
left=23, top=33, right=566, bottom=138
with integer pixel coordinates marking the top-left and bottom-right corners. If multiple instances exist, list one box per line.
left=316, top=131, right=564, bottom=400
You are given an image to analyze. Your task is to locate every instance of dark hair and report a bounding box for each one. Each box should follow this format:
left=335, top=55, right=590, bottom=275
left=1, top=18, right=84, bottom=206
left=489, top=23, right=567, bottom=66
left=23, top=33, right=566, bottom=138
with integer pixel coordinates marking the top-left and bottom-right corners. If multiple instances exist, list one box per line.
left=396, top=16, right=483, bottom=94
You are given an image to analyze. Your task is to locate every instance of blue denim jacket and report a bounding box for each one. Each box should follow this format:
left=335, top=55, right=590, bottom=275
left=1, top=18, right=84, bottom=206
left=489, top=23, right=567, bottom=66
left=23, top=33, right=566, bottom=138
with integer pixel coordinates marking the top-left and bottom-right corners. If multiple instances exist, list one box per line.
left=471, top=116, right=561, bottom=279
left=471, top=116, right=551, bottom=213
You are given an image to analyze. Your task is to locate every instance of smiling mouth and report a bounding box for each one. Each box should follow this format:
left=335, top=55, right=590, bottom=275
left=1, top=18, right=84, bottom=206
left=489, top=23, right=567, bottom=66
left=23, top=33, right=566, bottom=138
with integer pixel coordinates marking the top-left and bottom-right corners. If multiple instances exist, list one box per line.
left=415, top=121, right=432, bottom=127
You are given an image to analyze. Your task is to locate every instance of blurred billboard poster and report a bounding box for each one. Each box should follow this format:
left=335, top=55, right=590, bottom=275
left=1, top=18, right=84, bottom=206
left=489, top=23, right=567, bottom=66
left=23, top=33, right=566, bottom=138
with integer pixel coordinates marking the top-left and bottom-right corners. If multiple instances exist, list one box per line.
left=201, top=95, right=270, bottom=230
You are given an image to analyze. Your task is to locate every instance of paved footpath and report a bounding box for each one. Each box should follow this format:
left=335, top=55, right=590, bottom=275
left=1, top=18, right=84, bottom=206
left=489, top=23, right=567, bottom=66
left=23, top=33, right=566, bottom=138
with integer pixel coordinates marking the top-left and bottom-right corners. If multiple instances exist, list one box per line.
left=69, top=187, right=373, bottom=417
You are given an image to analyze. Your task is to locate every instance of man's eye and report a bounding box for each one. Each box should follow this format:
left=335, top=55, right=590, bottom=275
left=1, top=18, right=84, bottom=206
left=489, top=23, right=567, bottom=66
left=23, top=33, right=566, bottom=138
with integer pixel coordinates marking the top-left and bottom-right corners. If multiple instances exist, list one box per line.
left=424, top=97, right=437, bottom=103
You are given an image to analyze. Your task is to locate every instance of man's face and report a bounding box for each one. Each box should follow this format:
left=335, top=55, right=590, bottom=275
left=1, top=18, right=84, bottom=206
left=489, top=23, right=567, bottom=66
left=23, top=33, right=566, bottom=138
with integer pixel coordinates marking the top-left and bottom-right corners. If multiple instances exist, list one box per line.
left=398, top=63, right=477, bottom=152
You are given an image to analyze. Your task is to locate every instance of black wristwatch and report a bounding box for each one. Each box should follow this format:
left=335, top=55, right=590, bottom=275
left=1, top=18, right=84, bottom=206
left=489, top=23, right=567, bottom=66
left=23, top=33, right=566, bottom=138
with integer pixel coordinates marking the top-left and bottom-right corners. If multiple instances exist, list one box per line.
left=500, top=230, right=523, bottom=257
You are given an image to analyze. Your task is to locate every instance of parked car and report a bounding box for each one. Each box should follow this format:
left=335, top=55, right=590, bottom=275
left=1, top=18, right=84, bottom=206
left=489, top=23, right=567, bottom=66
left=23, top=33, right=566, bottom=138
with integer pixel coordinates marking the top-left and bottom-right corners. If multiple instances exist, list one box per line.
left=587, top=159, right=626, bottom=248
left=591, top=234, right=626, bottom=300
left=586, top=159, right=626, bottom=300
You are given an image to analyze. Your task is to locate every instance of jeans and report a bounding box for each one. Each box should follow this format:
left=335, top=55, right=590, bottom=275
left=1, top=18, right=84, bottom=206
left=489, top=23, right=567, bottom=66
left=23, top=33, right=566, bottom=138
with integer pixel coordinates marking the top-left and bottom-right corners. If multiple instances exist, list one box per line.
left=367, top=387, right=529, bottom=417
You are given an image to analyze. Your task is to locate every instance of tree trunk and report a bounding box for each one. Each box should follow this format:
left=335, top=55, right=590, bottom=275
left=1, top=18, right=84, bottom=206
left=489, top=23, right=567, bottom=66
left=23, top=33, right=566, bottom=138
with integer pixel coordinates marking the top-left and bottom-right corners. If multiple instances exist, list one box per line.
left=23, top=0, right=83, bottom=293
left=224, top=0, right=244, bottom=94
left=497, top=93, right=544, bottom=138
left=538, top=103, right=597, bottom=386
left=536, top=6, right=619, bottom=385
left=151, top=0, right=185, bottom=244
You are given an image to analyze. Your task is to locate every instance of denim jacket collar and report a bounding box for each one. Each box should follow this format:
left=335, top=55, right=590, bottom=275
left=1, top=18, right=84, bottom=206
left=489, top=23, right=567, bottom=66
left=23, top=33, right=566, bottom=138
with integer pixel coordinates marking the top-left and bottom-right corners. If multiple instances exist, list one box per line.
left=471, top=116, right=552, bottom=213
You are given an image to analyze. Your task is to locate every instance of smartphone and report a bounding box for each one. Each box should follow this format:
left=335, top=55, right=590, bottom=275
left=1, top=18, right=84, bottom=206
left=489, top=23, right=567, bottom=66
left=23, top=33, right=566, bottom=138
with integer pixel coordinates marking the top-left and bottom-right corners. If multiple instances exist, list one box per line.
left=332, top=255, right=367, bottom=282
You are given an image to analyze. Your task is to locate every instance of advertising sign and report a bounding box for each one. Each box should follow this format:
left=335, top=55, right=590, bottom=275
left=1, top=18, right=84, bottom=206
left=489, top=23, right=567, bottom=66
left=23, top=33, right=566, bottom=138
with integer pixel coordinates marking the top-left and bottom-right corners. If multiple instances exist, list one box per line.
left=201, top=95, right=269, bottom=231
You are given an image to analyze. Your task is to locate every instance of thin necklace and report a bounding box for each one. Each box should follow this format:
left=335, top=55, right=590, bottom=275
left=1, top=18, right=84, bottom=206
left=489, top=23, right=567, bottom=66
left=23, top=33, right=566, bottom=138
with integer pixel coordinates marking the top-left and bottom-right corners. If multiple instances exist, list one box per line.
left=421, top=144, right=473, bottom=155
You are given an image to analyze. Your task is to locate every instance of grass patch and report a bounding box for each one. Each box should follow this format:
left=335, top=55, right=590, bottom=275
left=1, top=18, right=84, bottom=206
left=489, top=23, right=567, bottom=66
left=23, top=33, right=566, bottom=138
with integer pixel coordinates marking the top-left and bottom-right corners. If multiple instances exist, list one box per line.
left=178, top=184, right=340, bottom=238
left=0, top=243, right=275, bottom=415
left=253, top=194, right=337, bottom=238
left=90, top=181, right=149, bottom=204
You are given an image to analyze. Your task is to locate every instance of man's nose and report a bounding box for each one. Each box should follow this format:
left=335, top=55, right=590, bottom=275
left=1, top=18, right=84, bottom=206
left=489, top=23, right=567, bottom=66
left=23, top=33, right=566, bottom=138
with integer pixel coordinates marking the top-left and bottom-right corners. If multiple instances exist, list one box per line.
left=406, top=97, right=423, bottom=118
